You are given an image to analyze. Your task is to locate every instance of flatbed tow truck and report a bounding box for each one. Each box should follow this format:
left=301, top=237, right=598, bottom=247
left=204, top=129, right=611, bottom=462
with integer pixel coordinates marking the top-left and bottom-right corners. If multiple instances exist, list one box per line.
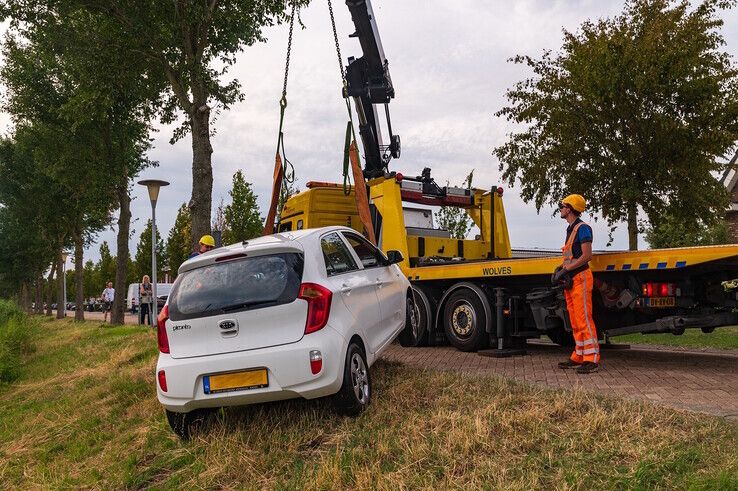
left=274, top=0, right=738, bottom=354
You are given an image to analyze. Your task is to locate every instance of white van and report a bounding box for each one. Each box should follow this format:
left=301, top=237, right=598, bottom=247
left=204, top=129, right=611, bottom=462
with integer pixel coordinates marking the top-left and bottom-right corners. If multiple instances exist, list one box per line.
left=128, top=283, right=174, bottom=313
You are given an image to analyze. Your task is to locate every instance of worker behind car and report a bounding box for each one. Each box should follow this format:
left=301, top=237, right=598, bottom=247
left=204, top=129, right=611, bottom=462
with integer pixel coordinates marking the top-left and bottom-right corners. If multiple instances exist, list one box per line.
left=189, top=234, right=216, bottom=258
left=557, top=194, right=601, bottom=374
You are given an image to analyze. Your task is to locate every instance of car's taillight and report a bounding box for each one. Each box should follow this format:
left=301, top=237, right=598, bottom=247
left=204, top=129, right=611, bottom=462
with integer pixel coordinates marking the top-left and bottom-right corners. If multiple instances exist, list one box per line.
left=157, top=304, right=170, bottom=353
left=299, top=283, right=332, bottom=334
left=158, top=370, right=168, bottom=392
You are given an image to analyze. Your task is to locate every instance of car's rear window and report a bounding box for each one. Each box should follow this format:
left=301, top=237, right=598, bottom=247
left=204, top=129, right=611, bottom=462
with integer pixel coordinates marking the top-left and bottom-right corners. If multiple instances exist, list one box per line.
left=168, top=252, right=304, bottom=321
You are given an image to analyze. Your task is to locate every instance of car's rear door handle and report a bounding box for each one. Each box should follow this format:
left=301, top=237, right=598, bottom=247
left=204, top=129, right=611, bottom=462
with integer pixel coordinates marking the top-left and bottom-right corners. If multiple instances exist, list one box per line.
left=340, top=283, right=352, bottom=295
left=376, top=278, right=384, bottom=288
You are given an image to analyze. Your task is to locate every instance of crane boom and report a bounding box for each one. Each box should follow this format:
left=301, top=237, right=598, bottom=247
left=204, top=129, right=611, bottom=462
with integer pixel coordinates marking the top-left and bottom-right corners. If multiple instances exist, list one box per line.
left=344, top=0, right=400, bottom=179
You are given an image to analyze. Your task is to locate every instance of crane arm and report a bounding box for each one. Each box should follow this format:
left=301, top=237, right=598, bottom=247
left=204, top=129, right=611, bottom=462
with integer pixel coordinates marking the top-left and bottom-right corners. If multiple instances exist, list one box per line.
left=344, top=0, right=400, bottom=179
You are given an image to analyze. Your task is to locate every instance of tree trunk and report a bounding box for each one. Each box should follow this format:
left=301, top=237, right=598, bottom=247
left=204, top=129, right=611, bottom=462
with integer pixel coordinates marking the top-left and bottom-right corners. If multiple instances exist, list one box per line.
left=20, top=281, right=30, bottom=312
left=74, top=232, right=85, bottom=321
left=111, top=187, right=131, bottom=325
left=627, top=202, right=638, bottom=251
left=45, top=260, right=56, bottom=316
left=188, top=103, right=213, bottom=248
left=56, top=253, right=65, bottom=320
left=35, top=276, right=43, bottom=314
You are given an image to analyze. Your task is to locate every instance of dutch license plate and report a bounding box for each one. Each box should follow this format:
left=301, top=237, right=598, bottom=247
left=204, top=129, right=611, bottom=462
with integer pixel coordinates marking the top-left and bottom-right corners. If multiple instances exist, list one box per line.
left=645, top=297, right=675, bottom=308
left=203, top=368, right=268, bottom=394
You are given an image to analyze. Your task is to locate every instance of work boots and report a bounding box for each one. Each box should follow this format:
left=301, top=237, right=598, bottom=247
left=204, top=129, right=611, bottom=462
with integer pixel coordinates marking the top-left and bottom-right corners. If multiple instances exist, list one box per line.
left=557, top=360, right=581, bottom=369
left=575, top=362, right=599, bottom=374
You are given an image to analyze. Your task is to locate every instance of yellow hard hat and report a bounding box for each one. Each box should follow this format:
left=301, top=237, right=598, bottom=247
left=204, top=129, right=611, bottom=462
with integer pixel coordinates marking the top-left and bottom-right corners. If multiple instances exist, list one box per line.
left=199, top=234, right=216, bottom=247
left=562, top=194, right=586, bottom=213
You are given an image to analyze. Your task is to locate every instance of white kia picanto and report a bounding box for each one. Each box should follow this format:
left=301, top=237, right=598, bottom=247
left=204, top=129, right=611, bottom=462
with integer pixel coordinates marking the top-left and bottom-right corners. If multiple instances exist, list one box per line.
left=156, top=226, right=412, bottom=438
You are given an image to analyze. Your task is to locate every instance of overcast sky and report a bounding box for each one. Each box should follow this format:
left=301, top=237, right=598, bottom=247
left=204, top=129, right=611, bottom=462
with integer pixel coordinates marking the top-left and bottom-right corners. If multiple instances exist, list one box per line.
left=2, top=1, right=737, bottom=270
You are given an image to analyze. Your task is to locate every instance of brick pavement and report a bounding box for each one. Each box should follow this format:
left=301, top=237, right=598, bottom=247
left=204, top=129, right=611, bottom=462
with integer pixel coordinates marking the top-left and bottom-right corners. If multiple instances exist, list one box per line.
left=381, top=342, right=738, bottom=419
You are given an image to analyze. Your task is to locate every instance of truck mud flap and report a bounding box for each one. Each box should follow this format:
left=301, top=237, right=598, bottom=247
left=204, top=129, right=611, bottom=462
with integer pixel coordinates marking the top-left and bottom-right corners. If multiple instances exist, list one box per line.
left=605, top=312, right=738, bottom=337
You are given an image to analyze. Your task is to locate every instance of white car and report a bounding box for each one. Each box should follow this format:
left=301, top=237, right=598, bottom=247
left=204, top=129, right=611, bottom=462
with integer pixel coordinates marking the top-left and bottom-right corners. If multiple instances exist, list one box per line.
left=156, top=226, right=412, bottom=438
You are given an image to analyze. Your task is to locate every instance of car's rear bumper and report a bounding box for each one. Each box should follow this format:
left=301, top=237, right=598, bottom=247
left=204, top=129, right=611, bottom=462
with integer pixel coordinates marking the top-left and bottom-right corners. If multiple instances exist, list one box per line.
left=156, top=325, right=347, bottom=413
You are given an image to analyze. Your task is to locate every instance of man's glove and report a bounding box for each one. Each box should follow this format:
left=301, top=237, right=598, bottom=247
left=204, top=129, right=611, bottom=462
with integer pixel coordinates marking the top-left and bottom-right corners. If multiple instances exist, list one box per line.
left=551, top=265, right=573, bottom=290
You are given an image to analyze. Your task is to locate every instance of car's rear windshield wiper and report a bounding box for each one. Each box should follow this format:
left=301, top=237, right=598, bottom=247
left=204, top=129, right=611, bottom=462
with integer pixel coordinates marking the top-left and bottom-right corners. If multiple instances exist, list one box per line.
left=220, top=300, right=280, bottom=313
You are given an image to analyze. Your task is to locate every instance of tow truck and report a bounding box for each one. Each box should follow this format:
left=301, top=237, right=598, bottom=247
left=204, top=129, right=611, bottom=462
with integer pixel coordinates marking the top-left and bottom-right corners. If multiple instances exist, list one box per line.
left=275, top=0, right=738, bottom=354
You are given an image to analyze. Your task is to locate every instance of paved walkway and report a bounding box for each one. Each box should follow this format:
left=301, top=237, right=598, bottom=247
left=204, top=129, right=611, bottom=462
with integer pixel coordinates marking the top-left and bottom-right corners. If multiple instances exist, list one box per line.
left=382, top=342, right=738, bottom=419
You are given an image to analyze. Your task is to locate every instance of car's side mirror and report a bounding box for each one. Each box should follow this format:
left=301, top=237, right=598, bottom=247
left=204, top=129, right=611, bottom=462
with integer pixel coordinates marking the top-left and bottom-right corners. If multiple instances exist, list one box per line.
left=386, top=250, right=404, bottom=264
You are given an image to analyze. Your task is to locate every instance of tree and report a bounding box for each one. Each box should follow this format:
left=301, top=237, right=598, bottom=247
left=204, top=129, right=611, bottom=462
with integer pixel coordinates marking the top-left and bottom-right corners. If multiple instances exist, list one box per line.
left=437, top=171, right=474, bottom=239
left=494, top=0, right=738, bottom=250
left=223, top=170, right=263, bottom=245
left=645, top=214, right=729, bottom=249
left=211, top=197, right=230, bottom=246
left=135, top=220, right=166, bottom=282
left=166, top=204, right=192, bottom=279
left=27, top=0, right=309, bottom=247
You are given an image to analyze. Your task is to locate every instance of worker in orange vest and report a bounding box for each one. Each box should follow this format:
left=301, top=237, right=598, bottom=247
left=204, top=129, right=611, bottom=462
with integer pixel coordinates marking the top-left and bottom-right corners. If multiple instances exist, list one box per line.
left=557, top=194, right=600, bottom=374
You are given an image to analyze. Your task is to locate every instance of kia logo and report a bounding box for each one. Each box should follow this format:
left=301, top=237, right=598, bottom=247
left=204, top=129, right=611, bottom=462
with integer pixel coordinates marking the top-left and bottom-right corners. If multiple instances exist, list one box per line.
left=219, top=320, right=237, bottom=330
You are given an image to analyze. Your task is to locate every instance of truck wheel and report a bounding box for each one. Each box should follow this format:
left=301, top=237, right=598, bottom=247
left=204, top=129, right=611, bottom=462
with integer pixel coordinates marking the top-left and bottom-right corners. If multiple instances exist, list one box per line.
left=333, top=343, right=371, bottom=416
left=399, top=288, right=431, bottom=347
left=546, top=327, right=575, bottom=347
left=165, top=408, right=216, bottom=440
left=442, top=289, right=489, bottom=352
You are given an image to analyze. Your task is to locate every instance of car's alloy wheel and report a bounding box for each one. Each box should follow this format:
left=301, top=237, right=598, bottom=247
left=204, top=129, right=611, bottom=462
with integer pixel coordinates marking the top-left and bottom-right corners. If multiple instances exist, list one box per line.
left=334, top=342, right=371, bottom=416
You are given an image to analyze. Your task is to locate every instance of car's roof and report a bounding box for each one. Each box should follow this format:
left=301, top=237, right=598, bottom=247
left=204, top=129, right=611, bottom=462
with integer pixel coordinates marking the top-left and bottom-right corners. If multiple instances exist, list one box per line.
left=178, top=226, right=356, bottom=274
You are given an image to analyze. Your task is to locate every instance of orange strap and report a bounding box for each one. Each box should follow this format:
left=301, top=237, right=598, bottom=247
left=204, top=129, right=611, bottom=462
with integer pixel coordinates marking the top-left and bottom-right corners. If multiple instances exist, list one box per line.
left=564, top=222, right=584, bottom=251
left=349, top=142, right=376, bottom=245
left=262, top=152, right=284, bottom=236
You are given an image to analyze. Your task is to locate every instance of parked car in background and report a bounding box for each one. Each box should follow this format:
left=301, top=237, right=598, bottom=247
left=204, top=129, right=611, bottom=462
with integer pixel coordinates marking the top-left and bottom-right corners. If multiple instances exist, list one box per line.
left=156, top=226, right=412, bottom=439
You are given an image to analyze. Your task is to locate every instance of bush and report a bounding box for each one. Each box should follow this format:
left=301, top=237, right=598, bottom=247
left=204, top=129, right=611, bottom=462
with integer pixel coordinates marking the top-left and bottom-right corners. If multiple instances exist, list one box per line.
left=0, top=299, right=35, bottom=383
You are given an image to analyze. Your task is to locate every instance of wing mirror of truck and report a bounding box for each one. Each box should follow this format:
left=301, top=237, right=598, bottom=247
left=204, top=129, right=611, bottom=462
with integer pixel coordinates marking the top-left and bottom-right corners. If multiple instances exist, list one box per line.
left=386, top=250, right=404, bottom=264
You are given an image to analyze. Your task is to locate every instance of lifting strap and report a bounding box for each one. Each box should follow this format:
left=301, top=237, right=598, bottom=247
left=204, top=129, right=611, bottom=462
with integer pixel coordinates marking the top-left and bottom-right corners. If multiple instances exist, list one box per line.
left=263, top=2, right=297, bottom=236
left=328, top=0, right=376, bottom=245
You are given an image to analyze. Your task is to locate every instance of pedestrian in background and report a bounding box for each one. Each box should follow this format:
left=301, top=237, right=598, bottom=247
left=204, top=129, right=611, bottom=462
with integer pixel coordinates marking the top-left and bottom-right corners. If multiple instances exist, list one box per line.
left=101, top=281, right=115, bottom=323
left=139, top=275, right=154, bottom=326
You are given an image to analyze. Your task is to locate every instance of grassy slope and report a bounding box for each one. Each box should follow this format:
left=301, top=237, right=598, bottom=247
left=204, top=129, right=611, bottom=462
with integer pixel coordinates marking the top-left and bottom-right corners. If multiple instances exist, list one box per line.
left=1, top=319, right=737, bottom=490
left=614, top=326, right=738, bottom=350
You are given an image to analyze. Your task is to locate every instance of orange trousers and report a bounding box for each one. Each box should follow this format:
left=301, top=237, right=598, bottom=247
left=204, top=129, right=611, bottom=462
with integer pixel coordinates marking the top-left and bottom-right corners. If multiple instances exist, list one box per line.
left=564, top=269, right=600, bottom=363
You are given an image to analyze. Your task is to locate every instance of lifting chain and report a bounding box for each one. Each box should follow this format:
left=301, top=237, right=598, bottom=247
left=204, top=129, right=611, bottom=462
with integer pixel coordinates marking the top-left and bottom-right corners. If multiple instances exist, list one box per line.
left=327, top=0, right=359, bottom=195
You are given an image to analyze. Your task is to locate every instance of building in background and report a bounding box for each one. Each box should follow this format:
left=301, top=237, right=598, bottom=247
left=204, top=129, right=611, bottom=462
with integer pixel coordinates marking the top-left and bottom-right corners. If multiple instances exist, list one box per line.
left=720, top=150, right=738, bottom=242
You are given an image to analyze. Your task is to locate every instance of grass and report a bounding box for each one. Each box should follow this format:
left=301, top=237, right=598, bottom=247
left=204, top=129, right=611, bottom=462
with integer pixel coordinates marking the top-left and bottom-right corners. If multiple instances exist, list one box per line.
left=614, top=326, right=738, bottom=350
left=0, top=300, right=36, bottom=382
left=0, top=318, right=737, bottom=489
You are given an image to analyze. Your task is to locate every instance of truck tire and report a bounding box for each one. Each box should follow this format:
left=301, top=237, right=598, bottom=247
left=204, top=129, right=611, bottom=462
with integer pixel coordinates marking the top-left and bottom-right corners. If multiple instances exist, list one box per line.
left=442, top=288, right=489, bottom=352
left=546, top=327, right=575, bottom=347
left=399, top=287, right=432, bottom=347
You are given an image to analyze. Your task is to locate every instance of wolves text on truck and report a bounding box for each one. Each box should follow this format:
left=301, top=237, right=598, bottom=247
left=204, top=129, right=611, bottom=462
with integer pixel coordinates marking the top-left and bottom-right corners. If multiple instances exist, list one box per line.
left=272, top=0, right=738, bottom=354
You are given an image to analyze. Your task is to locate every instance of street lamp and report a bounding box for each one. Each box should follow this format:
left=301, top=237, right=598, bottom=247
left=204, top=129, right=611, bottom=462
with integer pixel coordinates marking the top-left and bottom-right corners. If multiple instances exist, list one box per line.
left=61, top=251, right=68, bottom=318
left=138, top=179, right=170, bottom=326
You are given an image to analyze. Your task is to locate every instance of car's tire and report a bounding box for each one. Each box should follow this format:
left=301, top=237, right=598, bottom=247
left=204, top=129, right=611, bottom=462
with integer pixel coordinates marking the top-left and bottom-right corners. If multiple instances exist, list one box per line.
left=398, top=289, right=430, bottom=347
left=333, top=343, right=371, bottom=417
left=546, top=326, right=575, bottom=347
left=442, top=288, right=489, bottom=352
left=165, top=408, right=215, bottom=440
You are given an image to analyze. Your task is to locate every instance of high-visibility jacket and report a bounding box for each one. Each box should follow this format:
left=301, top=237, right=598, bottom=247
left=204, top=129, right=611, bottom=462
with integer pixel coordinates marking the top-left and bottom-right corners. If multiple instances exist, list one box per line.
left=563, top=222, right=600, bottom=364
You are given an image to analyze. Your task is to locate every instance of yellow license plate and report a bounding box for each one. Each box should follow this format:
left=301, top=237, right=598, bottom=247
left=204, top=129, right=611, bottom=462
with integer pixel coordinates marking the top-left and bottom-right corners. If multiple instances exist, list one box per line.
left=204, top=368, right=268, bottom=394
left=646, top=297, right=675, bottom=308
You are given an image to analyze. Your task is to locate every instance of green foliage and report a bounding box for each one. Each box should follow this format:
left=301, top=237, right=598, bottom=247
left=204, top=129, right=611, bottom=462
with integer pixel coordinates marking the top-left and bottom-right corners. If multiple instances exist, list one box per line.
left=494, top=0, right=738, bottom=250
left=222, top=170, right=263, bottom=245
left=135, top=220, right=165, bottom=281
left=0, top=299, right=35, bottom=383
left=437, top=171, right=474, bottom=239
left=166, top=204, right=192, bottom=278
left=645, top=214, right=730, bottom=249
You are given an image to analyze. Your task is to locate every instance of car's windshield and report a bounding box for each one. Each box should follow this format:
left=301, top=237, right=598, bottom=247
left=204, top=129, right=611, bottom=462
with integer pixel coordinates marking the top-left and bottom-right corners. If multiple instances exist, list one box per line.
left=168, top=252, right=304, bottom=321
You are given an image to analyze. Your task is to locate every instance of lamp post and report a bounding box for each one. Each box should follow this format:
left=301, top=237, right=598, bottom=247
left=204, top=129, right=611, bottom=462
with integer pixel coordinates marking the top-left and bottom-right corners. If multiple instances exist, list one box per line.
left=61, top=251, right=68, bottom=318
left=138, top=179, right=170, bottom=326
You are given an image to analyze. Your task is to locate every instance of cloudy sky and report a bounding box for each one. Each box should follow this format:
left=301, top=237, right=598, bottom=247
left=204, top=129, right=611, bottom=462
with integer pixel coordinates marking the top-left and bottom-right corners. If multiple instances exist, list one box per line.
left=3, top=1, right=737, bottom=268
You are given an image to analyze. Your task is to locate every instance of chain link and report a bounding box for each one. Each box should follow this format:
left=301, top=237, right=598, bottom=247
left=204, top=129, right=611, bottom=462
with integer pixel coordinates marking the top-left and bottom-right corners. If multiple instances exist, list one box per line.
left=280, top=1, right=297, bottom=108
left=327, top=0, right=346, bottom=83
